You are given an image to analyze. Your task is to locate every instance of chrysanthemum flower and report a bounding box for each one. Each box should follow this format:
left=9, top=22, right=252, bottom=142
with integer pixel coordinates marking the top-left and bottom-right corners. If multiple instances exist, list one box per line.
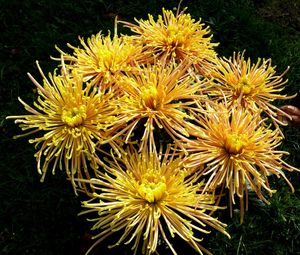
left=110, top=60, right=209, bottom=152
left=6, top=60, right=118, bottom=191
left=121, top=8, right=218, bottom=66
left=208, top=51, right=297, bottom=128
left=184, top=102, right=299, bottom=222
left=56, top=32, right=143, bottom=92
left=79, top=145, right=229, bottom=255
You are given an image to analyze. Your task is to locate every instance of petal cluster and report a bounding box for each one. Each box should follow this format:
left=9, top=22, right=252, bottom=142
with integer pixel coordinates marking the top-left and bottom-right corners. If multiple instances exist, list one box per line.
left=80, top=145, right=229, bottom=255
left=7, top=61, right=118, bottom=190
left=122, top=8, right=218, bottom=69
left=207, top=52, right=297, bottom=130
left=184, top=103, right=298, bottom=222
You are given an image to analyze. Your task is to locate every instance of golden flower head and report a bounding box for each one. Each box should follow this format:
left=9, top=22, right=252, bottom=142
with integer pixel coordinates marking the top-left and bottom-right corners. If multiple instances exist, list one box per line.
left=56, top=32, right=143, bottom=92
left=121, top=8, right=218, bottom=64
left=209, top=51, right=297, bottom=128
left=6, top=60, right=118, bottom=191
left=79, top=144, right=229, bottom=255
left=184, top=102, right=299, bottom=222
left=111, top=59, right=210, bottom=152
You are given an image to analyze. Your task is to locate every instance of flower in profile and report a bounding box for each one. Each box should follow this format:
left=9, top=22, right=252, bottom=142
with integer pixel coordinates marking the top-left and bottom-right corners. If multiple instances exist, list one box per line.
left=56, top=32, right=143, bottom=92
left=208, top=51, right=297, bottom=128
left=121, top=8, right=218, bottom=66
left=184, top=102, right=299, bottom=222
left=111, top=59, right=209, bottom=152
left=79, top=144, right=229, bottom=255
left=6, top=60, right=118, bottom=191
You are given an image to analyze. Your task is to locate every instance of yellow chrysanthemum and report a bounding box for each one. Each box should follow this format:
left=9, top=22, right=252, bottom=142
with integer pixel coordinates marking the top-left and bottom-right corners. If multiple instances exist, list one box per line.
left=6, top=61, right=118, bottom=191
left=57, top=33, right=143, bottom=91
left=209, top=51, right=297, bottom=127
left=121, top=8, right=218, bottom=65
left=79, top=145, right=229, bottom=255
left=111, top=60, right=209, bottom=152
left=184, top=102, right=299, bottom=222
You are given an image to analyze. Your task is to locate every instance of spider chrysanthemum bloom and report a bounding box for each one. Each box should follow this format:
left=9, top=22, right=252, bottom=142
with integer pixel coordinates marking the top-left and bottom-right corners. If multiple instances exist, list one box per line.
left=111, top=60, right=210, bottom=152
left=57, top=32, right=143, bottom=92
left=79, top=145, right=229, bottom=255
left=6, top=61, right=118, bottom=190
left=209, top=51, right=297, bottom=128
left=184, top=103, right=299, bottom=222
left=121, top=8, right=218, bottom=66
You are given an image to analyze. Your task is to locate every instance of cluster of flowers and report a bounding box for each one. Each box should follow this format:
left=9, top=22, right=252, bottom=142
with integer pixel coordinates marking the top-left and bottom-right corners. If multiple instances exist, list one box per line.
left=7, top=6, right=299, bottom=255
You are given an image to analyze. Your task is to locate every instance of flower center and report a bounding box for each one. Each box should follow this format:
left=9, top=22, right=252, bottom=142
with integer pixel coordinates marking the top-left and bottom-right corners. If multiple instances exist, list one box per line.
left=141, top=85, right=164, bottom=110
left=165, top=25, right=186, bottom=52
left=138, top=174, right=166, bottom=203
left=224, top=133, right=248, bottom=154
left=61, top=105, right=87, bottom=127
left=166, top=25, right=179, bottom=42
left=237, top=76, right=253, bottom=95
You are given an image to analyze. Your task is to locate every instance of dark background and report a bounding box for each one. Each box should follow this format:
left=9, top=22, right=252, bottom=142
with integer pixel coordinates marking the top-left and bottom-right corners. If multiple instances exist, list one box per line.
left=1, top=0, right=300, bottom=254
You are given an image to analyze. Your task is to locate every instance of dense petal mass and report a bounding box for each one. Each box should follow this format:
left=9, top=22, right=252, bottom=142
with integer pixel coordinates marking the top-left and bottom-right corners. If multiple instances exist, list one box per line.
left=208, top=52, right=297, bottom=129
left=57, top=33, right=143, bottom=92
left=109, top=59, right=210, bottom=152
left=7, top=61, right=118, bottom=191
left=184, top=102, right=299, bottom=222
left=121, top=8, right=218, bottom=66
left=79, top=145, right=229, bottom=255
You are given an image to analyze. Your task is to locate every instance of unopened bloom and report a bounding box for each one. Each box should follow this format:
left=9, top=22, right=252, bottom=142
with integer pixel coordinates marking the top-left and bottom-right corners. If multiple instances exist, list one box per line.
left=7, top=61, right=118, bottom=190
left=122, top=8, right=218, bottom=66
left=184, top=102, right=299, bottom=222
left=80, top=145, right=229, bottom=255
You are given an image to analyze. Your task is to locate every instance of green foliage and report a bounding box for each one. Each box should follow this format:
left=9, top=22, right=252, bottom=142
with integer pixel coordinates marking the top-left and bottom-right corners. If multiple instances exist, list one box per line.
left=206, top=186, right=300, bottom=255
left=1, top=0, right=299, bottom=254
